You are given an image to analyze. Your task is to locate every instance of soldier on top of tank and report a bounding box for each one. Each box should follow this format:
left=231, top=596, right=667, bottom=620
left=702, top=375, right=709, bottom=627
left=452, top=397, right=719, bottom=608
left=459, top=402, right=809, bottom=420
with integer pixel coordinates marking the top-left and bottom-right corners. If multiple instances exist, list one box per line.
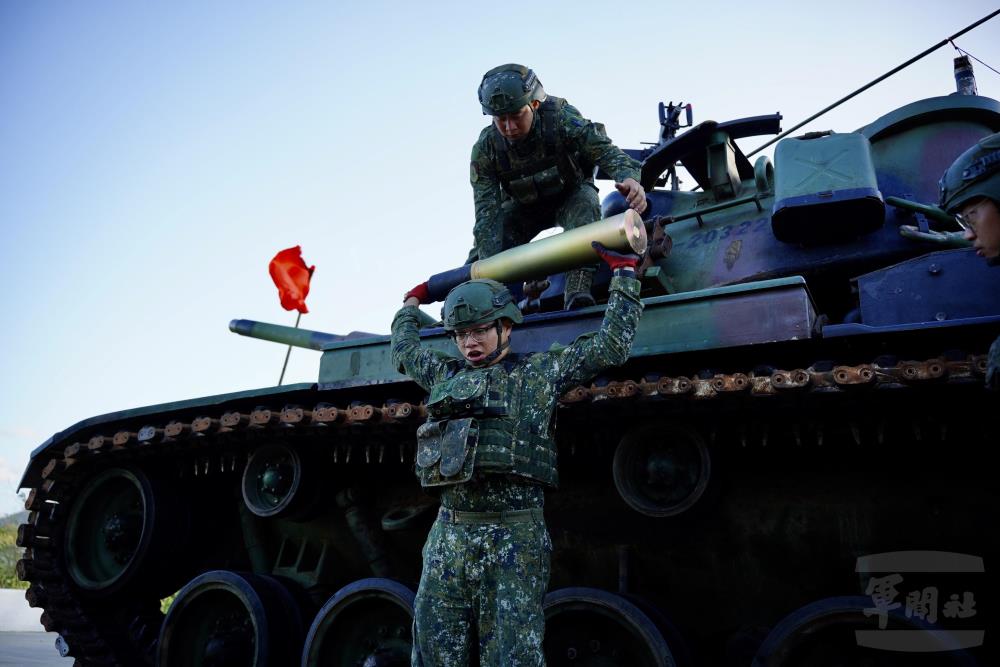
left=469, top=64, right=647, bottom=310
left=939, top=131, right=1000, bottom=389
left=394, top=242, right=644, bottom=666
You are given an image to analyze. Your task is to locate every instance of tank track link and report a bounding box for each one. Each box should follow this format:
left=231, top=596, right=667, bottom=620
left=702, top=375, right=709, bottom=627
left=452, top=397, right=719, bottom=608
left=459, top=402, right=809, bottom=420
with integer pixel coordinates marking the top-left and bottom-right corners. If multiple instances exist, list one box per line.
left=15, top=351, right=991, bottom=665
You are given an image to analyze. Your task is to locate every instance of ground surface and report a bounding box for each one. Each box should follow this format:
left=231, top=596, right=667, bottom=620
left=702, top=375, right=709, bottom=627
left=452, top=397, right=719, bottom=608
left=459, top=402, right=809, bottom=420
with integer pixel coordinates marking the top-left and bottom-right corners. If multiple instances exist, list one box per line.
left=0, top=589, right=72, bottom=664
left=0, top=634, right=72, bottom=665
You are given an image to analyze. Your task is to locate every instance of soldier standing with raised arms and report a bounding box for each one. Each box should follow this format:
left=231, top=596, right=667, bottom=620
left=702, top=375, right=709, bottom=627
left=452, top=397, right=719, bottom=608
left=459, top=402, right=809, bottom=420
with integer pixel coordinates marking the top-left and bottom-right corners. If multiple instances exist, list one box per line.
left=394, top=243, right=644, bottom=666
left=939, top=131, right=1000, bottom=388
left=470, top=64, right=647, bottom=309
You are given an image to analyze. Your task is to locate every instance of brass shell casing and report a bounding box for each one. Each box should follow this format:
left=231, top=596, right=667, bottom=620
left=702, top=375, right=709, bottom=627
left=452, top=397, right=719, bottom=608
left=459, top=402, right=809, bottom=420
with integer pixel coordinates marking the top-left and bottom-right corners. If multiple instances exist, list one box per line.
left=470, top=210, right=647, bottom=283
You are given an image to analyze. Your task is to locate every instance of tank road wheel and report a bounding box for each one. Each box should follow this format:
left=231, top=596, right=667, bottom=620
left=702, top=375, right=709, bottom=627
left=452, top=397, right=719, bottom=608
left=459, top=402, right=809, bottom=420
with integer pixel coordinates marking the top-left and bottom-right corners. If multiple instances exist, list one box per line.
left=64, top=466, right=183, bottom=597
left=158, top=570, right=304, bottom=667
left=242, top=444, right=315, bottom=519
left=301, top=577, right=415, bottom=667
left=543, top=587, right=678, bottom=667
left=751, top=596, right=980, bottom=667
left=613, top=424, right=711, bottom=517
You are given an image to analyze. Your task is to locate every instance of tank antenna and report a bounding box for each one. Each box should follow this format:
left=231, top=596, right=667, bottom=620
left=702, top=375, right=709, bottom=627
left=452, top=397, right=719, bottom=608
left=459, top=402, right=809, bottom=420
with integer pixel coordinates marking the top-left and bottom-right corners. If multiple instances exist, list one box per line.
left=747, top=9, right=1000, bottom=158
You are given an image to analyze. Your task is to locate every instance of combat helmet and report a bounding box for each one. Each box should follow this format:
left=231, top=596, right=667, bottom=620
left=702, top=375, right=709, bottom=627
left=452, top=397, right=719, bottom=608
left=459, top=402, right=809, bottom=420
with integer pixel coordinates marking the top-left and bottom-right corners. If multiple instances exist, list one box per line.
left=939, top=132, right=1000, bottom=214
left=478, top=64, right=544, bottom=116
left=441, top=279, right=523, bottom=331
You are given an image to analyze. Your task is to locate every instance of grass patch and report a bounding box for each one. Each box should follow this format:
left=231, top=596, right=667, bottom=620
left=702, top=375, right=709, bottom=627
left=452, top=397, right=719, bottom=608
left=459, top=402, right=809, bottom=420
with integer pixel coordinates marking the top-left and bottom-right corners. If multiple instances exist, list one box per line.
left=160, top=592, right=178, bottom=615
left=0, top=523, right=28, bottom=589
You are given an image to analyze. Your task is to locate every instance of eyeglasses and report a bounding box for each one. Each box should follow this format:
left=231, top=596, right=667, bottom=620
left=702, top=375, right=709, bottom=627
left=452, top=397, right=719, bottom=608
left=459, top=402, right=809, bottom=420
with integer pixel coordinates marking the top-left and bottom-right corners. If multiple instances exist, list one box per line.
left=452, top=325, right=493, bottom=344
left=955, top=199, right=988, bottom=233
left=955, top=213, right=975, bottom=233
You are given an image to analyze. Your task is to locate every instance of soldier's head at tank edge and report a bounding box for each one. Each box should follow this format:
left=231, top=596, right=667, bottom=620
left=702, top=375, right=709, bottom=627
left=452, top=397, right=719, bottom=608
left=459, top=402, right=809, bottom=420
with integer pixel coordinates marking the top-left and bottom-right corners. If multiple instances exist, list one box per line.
left=940, top=132, right=1000, bottom=264
left=478, top=63, right=545, bottom=142
left=442, top=279, right=523, bottom=366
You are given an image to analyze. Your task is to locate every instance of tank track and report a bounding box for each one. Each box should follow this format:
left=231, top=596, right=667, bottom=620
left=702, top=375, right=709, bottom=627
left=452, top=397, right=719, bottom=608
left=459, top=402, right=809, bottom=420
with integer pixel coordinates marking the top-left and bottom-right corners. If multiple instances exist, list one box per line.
left=15, top=351, right=991, bottom=665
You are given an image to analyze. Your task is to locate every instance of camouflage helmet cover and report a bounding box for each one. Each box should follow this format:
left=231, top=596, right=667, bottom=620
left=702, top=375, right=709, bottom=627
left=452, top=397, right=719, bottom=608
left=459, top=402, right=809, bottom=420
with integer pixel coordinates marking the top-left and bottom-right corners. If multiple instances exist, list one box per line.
left=441, top=279, right=524, bottom=331
left=478, top=64, right=544, bottom=116
left=939, top=132, right=1000, bottom=213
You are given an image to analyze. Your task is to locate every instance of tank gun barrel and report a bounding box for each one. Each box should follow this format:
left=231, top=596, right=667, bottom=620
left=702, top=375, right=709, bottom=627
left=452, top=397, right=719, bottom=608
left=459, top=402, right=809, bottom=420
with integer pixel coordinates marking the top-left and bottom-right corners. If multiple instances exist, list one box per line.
left=427, top=210, right=647, bottom=302
left=229, top=319, right=358, bottom=350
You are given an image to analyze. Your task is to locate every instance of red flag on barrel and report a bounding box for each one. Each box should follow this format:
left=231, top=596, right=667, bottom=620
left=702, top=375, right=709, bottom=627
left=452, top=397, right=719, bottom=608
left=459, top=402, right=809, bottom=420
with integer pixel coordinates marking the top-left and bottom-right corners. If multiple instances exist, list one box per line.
left=269, top=246, right=315, bottom=313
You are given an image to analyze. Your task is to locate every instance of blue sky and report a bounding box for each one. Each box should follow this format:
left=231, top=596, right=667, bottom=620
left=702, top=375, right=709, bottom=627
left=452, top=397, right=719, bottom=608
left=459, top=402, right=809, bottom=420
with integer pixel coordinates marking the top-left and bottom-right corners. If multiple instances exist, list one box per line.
left=1, top=1, right=998, bottom=514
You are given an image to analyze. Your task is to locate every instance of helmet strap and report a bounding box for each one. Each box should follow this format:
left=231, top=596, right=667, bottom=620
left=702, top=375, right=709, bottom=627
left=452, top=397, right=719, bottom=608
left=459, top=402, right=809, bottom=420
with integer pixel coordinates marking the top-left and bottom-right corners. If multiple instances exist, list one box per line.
left=471, top=320, right=509, bottom=367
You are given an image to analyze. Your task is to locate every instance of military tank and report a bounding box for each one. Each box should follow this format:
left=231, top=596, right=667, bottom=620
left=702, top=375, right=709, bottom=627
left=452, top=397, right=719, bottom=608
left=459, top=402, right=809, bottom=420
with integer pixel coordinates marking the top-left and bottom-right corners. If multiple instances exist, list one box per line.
left=16, top=49, right=1000, bottom=666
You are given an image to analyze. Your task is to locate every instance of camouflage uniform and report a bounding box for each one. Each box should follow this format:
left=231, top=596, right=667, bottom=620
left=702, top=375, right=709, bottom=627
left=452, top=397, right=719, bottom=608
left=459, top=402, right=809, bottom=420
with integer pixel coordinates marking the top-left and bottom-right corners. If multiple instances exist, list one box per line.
left=939, top=131, right=1000, bottom=390
left=469, top=98, right=641, bottom=262
left=391, top=274, right=643, bottom=666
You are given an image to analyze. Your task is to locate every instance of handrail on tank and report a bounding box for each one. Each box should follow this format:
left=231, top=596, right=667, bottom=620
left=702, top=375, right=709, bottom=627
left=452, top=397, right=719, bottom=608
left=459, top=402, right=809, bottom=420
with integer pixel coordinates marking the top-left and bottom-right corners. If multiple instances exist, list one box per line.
left=885, top=195, right=959, bottom=227
left=880, top=196, right=972, bottom=248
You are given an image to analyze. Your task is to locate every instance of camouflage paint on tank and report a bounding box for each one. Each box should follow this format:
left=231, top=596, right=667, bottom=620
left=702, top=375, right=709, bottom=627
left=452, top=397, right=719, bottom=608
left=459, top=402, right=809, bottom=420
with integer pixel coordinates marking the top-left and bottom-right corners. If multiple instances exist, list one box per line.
left=862, top=98, right=999, bottom=202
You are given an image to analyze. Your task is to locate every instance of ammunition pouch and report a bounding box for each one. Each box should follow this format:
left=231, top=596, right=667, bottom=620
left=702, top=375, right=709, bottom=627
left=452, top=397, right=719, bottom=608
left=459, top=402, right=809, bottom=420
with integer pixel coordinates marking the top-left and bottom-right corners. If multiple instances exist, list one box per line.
left=416, top=418, right=479, bottom=487
left=505, top=164, right=570, bottom=205
left=426, top=370, right=492, bottom=420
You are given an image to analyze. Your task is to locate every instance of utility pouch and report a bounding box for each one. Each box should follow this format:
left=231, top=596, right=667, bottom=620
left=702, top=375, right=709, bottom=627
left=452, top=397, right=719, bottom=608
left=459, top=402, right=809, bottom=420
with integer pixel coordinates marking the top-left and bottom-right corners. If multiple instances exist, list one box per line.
left=415, top=421, right=443, bottom=468
left=534, top=165, right=567, bottom=198
left=440, top=418, right=477, bottom=478
left=507, top=175, right=539, bottom=205
left=415, top=417, right=479, bottom=487
left=427, top=371, right=488, bottom=420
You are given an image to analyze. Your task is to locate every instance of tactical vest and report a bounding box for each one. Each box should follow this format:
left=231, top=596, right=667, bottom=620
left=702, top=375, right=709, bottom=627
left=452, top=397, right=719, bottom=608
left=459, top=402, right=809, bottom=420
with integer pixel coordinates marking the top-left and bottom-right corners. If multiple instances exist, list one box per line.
left=414, top=360, right=558, bottom=488
left=493, top=96, right=587, bottom=206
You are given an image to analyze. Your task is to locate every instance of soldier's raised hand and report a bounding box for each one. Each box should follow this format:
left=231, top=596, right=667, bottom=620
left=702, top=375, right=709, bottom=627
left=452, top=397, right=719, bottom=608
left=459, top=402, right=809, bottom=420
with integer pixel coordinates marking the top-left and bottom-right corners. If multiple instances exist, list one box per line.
left=404, top=281, right=431, bottom=306
left=615, top=177, right=647, bottom=214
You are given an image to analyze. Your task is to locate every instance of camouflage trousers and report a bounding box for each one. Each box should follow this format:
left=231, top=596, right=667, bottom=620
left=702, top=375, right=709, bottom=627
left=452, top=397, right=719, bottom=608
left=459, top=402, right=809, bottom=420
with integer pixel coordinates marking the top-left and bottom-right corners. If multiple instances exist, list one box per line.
left=470, top=182, right=601, bottom=261
left=411, top=509, right=552, bottom=666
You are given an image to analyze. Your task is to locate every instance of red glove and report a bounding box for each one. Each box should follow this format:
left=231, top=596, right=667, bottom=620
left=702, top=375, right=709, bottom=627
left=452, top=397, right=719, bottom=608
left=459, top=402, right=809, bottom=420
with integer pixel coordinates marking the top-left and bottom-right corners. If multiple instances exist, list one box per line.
left=404, top=281, right=431, bottom=304
left=592, top=242, right=639, bottom=271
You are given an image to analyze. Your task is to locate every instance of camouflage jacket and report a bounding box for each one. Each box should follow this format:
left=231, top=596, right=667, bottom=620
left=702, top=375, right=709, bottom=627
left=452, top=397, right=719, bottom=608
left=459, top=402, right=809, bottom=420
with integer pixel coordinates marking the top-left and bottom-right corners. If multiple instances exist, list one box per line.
left=470, top=99, right=640, bottom=245
left=391, top=274, right=643, bottom=489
